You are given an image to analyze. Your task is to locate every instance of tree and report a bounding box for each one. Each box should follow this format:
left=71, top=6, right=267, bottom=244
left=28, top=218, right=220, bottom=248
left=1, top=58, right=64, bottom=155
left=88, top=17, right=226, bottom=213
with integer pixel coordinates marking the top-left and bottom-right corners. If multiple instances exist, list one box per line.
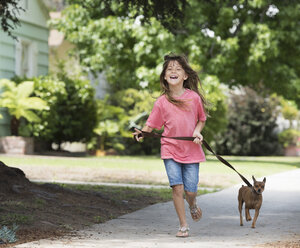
left=50, top=9, right=175, bottom=91
left=51, top=0, right=300, bottom=107
left=0, top=0, right=24, bottom=39
left=178, top=0, right=300, bottom=107
left=0, top=79, right=48, bottom=136
left=67, top=0, right=187, bottom=33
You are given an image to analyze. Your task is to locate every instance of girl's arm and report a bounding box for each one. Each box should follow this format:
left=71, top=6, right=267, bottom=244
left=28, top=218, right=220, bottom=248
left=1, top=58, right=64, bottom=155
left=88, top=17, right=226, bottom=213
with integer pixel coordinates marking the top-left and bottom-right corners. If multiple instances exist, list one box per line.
left=132, top=126, right=154, bottom=142
left=192, top=121, right=206, bottom=144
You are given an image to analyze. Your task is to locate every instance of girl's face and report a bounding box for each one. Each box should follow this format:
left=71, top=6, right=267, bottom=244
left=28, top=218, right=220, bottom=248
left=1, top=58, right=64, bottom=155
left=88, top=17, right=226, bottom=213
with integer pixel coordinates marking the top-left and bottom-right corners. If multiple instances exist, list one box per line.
left=164, top=60, right=188, bottom=88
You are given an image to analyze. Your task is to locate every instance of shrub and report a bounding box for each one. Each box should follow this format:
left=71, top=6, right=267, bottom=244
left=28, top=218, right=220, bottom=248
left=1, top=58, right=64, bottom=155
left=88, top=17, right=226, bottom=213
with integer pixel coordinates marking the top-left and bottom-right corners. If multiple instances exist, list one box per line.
left=27, top=75, right=97, bottom=150
left=278, top=129, right=300, bottom=148
left=0, top=79, right=47, bottom=136
left=216, top=87, right=282, bottom=156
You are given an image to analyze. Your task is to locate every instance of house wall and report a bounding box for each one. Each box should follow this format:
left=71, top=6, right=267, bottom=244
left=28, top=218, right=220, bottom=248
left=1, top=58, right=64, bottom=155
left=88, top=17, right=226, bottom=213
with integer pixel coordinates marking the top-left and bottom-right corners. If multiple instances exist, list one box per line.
left=0, top=0, right=49, bottom=136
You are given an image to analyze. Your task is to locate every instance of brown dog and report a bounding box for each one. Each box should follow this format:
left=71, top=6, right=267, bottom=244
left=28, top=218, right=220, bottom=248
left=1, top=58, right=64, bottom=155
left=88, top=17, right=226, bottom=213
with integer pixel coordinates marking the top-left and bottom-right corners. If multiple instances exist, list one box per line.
left=238, top=176, right=266, bottom=228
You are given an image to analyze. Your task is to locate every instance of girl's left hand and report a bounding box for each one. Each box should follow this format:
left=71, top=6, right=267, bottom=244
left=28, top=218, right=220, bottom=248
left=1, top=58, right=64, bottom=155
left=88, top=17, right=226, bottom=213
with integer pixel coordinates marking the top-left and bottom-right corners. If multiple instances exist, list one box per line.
left=193, top=131, right=203, bottom=145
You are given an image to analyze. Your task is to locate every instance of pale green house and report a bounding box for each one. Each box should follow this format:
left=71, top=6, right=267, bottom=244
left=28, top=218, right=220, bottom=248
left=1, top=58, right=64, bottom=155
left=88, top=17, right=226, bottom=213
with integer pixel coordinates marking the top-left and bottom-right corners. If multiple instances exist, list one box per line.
left=0, top=0, right=49, bottom=136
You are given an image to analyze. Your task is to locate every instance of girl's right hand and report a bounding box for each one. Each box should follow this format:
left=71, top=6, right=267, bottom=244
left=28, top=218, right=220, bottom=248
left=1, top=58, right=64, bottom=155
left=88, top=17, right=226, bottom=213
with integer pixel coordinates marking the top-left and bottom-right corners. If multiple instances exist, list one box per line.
left=132, top=128, right=143, bottom=142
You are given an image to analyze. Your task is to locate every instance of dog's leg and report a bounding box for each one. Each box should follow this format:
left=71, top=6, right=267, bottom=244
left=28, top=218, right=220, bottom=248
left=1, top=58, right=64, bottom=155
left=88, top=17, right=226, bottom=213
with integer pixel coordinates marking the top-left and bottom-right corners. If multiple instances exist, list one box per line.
left=246, top=208, right=252, bottom=221
left=238, top=200, right=243, bottom=226
left=251, top=209, right=260, bottom=228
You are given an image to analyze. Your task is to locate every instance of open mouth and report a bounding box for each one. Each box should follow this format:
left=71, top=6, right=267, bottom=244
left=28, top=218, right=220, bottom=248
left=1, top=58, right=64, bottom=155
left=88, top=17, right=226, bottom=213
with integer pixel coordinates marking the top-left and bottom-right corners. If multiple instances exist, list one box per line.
left=170, top=76, right=178, bottom=79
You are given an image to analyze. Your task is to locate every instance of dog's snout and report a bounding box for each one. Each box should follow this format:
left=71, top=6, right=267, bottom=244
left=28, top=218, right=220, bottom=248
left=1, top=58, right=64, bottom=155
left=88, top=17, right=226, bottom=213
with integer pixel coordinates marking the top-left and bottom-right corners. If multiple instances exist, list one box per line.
left=257, top=188, right=261, bottom=193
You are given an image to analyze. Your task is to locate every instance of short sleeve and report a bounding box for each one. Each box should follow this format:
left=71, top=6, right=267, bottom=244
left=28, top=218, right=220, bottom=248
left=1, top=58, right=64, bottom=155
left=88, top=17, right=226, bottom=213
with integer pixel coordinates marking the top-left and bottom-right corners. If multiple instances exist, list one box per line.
left=146, top=100, right=164, bottom=130
left=197, top=97, right=207, bottom=122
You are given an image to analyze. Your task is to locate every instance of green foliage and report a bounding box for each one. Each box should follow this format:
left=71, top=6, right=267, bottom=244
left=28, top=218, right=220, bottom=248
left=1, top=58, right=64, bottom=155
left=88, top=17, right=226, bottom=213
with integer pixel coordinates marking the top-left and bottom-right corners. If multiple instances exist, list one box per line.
left=0, top=79, right=48, bottom=136
left=112, top=89, right=161, bottom=155
left=201, top=75, right=228, bottom=147
left=50, top=7, right=175, bottom=92
left=51, top=0, right=300, bottom=107
left=179, top=0, right=300, bottom=107
left=0, top=0, right=24, bottom=39
left=0, top=213, right=32, bottom=226
left=0, top=224, right=18, bottom=244
left=32, top=73, right=97, bottom=149
left=49, top=0, right=300, bottom=154
left=216, top=87, right=282, bottom=156
left=27, top=76, right=66, bottom=142
left=278, top=129, right=300, bottom=148
left=0, top=80, right=48, bottom=121
left=92, top=97, right=126, bottom=151
left=279, top=97, right=299, bottom=125
left=92, top=89, right=161, bottom=155
left=66, top=0, right=187, bottom=34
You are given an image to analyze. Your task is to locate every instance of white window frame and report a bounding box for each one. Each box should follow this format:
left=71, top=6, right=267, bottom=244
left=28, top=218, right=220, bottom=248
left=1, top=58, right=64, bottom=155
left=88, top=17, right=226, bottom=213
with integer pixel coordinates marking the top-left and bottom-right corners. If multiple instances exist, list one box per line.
left=15, top=38, right=38, bottom=77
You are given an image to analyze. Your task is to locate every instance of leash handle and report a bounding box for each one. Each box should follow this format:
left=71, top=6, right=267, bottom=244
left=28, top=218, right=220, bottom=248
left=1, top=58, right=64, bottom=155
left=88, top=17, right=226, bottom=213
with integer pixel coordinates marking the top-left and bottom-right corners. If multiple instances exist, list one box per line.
left=138, top=130, right=253, bottom=187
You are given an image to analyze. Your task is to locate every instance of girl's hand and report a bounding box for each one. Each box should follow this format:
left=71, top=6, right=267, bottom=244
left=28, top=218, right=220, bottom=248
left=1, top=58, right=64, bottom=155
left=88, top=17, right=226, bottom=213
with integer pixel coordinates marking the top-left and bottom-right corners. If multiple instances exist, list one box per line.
left=193, top=131, right=203, bottom=145
left=132, top=128, right=143, bottom=142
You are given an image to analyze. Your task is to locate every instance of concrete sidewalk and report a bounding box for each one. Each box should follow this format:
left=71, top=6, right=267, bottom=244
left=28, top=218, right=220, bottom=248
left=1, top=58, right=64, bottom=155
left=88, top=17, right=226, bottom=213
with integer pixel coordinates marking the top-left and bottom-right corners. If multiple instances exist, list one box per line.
left=16, top=169, right=300, bottom=248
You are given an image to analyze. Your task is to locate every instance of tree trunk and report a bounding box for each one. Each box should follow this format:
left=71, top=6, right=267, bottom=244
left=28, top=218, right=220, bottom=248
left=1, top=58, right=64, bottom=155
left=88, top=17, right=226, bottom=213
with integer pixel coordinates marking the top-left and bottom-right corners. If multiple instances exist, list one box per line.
left=10, top=116, right=20, bottom=136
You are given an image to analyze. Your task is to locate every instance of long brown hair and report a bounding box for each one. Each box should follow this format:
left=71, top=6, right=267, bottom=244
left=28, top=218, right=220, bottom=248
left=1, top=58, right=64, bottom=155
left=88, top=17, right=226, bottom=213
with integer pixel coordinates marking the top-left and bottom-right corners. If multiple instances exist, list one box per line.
left=160, top=54, right=208, bottom=115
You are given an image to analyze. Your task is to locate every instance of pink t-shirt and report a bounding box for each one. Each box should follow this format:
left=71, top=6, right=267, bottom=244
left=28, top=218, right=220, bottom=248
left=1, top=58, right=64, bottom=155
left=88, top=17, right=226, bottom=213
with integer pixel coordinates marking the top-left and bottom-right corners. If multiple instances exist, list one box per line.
left=146, top=89, right=207, bottom=163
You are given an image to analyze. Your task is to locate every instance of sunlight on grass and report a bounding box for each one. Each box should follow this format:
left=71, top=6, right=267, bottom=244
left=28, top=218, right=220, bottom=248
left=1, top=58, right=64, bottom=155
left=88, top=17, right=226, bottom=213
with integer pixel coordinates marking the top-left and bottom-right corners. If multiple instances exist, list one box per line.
left=0, top=154, right=299, bottom=186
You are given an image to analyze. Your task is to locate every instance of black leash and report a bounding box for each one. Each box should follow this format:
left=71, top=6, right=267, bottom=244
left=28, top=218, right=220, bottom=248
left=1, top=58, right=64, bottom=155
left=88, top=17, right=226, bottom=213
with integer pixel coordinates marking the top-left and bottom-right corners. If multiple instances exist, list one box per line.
left=138, top=131, right=252, bottom=187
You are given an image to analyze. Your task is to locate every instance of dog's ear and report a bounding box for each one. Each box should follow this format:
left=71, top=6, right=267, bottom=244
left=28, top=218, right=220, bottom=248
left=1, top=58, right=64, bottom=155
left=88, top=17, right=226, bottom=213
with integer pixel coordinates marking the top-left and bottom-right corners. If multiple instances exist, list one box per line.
left=263, top=177, right=266, bottom=183
left=252, top=176, right=256, bottom=182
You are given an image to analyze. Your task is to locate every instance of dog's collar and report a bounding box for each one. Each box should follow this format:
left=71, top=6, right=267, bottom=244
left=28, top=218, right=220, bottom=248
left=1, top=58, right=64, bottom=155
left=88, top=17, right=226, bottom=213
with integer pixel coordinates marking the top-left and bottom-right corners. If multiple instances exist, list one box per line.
left=252, top=187, right=262, bottom=195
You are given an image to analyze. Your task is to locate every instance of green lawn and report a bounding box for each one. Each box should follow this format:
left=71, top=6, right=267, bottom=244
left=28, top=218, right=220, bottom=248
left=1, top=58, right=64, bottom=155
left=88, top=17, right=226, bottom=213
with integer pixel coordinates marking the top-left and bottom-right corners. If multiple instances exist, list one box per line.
left=1, top=154, right=299, bottom=180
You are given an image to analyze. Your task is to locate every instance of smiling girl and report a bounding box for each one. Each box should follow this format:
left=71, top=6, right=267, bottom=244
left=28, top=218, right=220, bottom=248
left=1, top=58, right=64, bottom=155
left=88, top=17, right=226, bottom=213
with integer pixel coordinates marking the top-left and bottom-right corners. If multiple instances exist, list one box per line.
left=133, top=54, right=208, bottom=237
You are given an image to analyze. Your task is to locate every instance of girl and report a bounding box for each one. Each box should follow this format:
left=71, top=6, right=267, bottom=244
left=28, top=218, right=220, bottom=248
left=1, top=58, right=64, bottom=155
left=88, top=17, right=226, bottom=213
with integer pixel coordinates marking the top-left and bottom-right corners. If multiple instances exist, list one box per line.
left=133, top=54, right=208, bottom=238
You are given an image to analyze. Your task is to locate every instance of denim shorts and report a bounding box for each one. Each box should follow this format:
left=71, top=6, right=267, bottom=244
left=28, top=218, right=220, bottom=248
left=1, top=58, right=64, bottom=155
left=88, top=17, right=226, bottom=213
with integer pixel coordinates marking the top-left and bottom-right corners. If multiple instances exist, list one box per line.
left=163, top=159, right=199, bottom=192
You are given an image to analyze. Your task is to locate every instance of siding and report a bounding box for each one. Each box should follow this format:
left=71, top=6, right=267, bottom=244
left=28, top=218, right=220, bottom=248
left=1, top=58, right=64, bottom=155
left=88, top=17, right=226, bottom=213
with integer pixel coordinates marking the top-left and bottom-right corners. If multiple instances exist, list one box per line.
left=0, top=22, right=49, bottom=78
left=0, top=0, right=49, bottom=136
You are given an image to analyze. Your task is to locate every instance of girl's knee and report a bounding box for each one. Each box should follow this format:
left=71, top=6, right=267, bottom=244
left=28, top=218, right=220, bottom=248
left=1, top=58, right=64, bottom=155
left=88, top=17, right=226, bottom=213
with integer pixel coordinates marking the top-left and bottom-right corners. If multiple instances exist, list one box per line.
left=185, top=190, right=197, bottom=197
left=172, top=184, right=184, bottom=196
left=185, top=190, right=197, bottom=201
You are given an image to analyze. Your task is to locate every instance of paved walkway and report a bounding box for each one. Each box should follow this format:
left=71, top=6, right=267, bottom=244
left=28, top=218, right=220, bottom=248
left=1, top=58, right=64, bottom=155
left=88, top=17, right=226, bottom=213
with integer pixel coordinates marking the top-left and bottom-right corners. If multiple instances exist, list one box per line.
left=16, top=169, right=300, bottom=248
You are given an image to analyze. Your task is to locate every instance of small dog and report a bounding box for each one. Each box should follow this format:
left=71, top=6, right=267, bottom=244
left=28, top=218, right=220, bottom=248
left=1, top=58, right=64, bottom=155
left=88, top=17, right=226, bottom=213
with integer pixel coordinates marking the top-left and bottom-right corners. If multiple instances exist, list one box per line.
left=238, top=176, right=266, bottom=228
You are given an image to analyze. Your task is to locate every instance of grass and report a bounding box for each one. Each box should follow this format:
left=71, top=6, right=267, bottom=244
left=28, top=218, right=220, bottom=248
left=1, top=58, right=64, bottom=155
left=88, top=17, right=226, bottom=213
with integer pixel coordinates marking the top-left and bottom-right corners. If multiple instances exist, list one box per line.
left=1, top=154, right=299, bottom=173
left=0, top=155, right=164, bottom=170
left=0, top=154, right=299, bottom=187
left=0, top=213, right=33, bottom=226
left=203, top=155, right=300, bottom=175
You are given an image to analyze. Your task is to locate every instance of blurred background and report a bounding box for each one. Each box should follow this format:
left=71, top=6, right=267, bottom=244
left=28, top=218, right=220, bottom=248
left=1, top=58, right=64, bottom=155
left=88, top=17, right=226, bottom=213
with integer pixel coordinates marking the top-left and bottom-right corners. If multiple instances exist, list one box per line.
left=0, top=0, right=299, bottom=157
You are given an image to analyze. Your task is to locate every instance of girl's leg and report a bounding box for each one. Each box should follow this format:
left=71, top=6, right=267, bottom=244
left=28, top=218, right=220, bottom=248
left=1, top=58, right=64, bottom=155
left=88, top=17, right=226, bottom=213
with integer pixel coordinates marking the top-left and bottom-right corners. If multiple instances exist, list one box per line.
left=172, top=184, right=188, bottom=228
left=164, top=159, right=189, bottom=237
left=183, top=163, right=202, bottom=221
left=185, top=190, right=197, bottom=206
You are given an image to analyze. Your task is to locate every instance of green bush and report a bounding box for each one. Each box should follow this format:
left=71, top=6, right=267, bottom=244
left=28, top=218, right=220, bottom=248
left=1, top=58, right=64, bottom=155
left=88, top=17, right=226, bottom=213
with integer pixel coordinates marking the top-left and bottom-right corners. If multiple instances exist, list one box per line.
left=89, top=97, right=126, bottom=152
left=27, top=75, right=97, bottom=150
left=216, top=87, right=282, bottom=156
left=98, top=88, right=161, bottom=155
left=0, top=79, right=48, bottom=136
left=278, top=129, right=300, bottom=148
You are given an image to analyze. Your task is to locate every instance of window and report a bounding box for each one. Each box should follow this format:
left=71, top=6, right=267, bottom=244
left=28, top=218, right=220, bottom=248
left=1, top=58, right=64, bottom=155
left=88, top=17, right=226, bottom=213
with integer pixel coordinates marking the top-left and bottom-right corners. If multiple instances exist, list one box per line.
left=15, top=39, right=38, bottom=77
